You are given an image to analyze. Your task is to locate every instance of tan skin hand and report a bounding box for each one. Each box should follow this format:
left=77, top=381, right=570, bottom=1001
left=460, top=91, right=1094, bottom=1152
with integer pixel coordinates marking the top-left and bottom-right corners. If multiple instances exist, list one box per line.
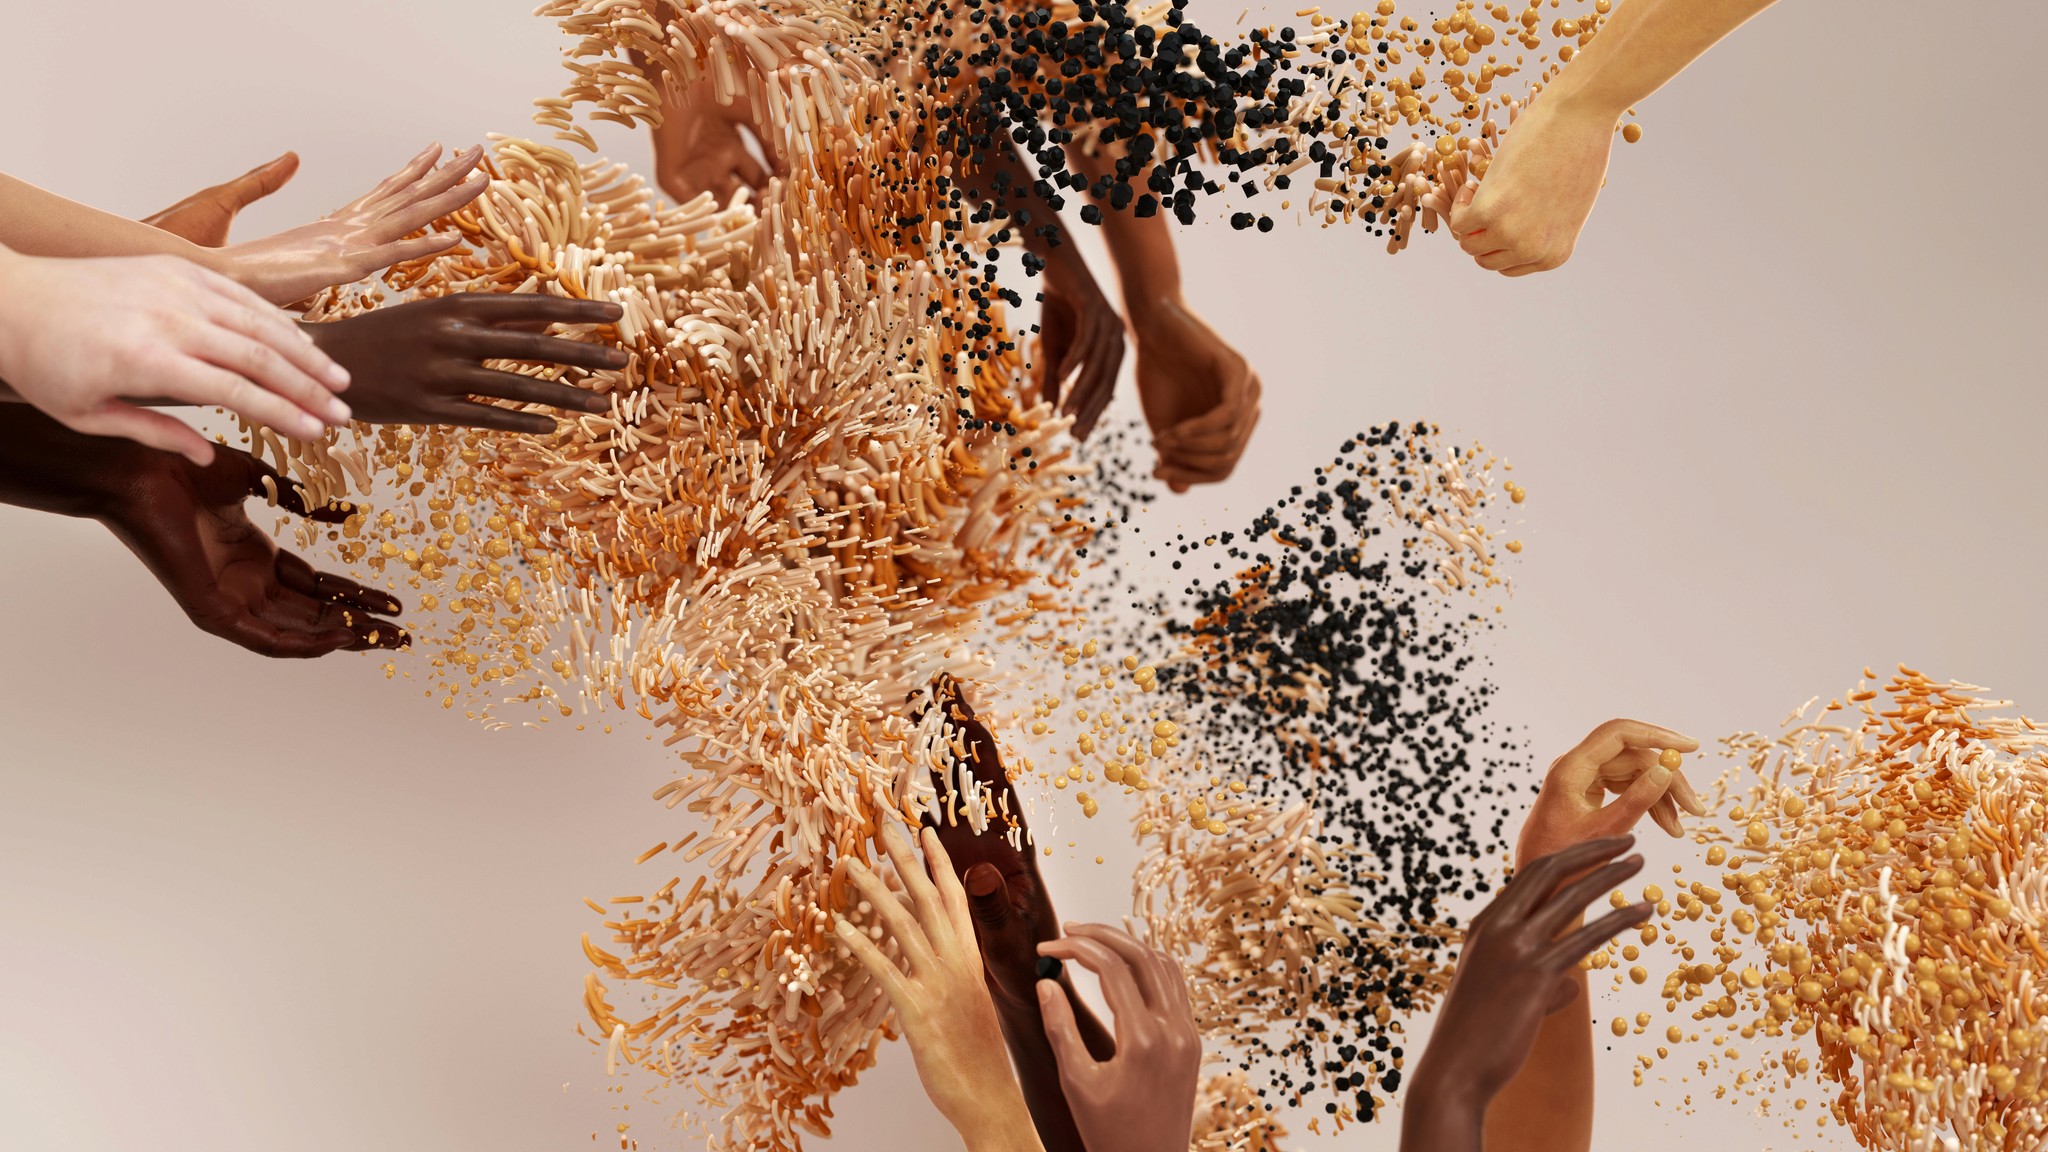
left=1036, top=924, right=1204, bottom=1152
left=1131, top=298, right=1261, bottom=493
left=1484, top=718, right=1701, bottom=1152
left=144, top=153, right=303, bottom=248
left=836, top=824, right=1047, bottom=1152
left=646, top=73, right=785, bottom=206
left=1402, top=837, right=1656, bottom=1152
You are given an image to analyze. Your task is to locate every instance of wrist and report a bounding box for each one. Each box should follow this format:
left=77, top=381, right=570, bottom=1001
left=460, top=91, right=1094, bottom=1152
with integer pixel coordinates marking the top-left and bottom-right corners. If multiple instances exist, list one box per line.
left=952, top=1094, right=1042, bottom=1152
left=1539, top=61, right=1630, bottom=125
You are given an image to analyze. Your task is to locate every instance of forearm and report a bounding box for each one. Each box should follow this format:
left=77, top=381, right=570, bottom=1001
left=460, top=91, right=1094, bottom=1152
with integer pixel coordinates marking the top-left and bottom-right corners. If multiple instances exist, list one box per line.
left=957, top=1098, right=1051, bottom=1152
left=1400, top=1073, right=1489, bottom=1152
left=1481, top=965, right=1594, bottom=1152
left=1063, top=138, right=1182, bottom=307
left=1546, top=0, right=1778, bottom=119
left=0, top=176, right=220, bottom=269
left=952, top=136, right=1073, bottom=265
left=0, top=403, right=132, bottom=518
left=993, top=977, right=1114, bottom=1152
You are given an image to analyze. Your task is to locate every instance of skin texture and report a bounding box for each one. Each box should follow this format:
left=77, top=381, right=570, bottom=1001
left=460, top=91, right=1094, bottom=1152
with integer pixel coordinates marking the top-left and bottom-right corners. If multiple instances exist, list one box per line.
left=0, top=404, right=404, bottom=658
left=1401, top=837, right=1656, bottom=1152
left=1449, top=0, right=1780, bottom=275
left=835, top=824, right=1047, bottom=1152
left=1036, top=924, right=1203, bottom=1152
left=643, top=70, right=786, bottom=205
left=1063, top=140, right=1260, bottom=491
left=916, top=677, right=1115, bottom=1152
left=303, top=296, right=629, bottom=433
left=144, top=153, right=303, bottom=248
left=0, top=244, right=350, bottom=464
left=0, top=144, right=484, bottom=305
left=1485, top=719, right=1702, bottom=1152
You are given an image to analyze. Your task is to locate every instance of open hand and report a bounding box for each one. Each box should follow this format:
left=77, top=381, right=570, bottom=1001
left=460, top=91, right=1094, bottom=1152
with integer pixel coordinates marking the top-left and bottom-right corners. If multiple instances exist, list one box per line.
left=0, top=248, right=350, bottom=464
left=306, top=294, right=628, bottom=432
left=144, top=153, right=302, bottom=248
left=222, top=143, right=487, bottom=305
left=1037, top=924, right=1203, bottom=1152
left=836, top=823, right=1044, bottom=1152
left=98, top=442, right=406, bottom=658
left=649, top=78, right=784, bottom=205
left=1518, top=718, right=1702, bottom=866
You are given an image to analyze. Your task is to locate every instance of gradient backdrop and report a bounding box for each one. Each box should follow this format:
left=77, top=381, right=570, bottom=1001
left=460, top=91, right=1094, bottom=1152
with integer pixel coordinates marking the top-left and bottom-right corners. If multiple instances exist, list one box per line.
left=2, top=0, right=2043, bottom=1149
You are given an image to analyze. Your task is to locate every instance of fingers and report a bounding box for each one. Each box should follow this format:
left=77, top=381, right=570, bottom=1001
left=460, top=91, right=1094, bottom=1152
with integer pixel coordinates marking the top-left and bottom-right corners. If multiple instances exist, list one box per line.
left=1647, top=792, right=1684, bottom=839
left=960, top=861, right=1015, bottom=935
left=367, top=233, right=465, bottom=269
left=1597, top=762, right=1679, bottom=838
left=384, top=168, right=490, bottom=238
left=231, top=451, right=348, bottom=524
left=353, top=142, right=446, bottom=212
left=226, top=152, right=301, bottom=210
left=834, top=914, right=912, bottom=1008
left=1063, top=922, right=1171, bottom=1009
left=431, top=400, right=560, bottom=436
left=273, top=550, right=402, bottom=616
left=1492, top=835, right=1635, bottom=925
left=918, top=827, right=976, bottom=948
left=1037, top=934, right=1147, bottom=1032
left=448, top=294, right=626, bottom=328
left=155, top=356, right=329, bottom=442
left=880, top=822, right=954, bottom=956
left=732, top=150, right=771, bottom=194
left=1539, top=902, right=1657, bottom=972
left=1035, top=979, right=1098, bottom=1077
left=208, top=610, right=356, bottom=660
left=1446, top=181, right=1479, bottom=238
left=1667, top=767, right=1707, bottom=817
left=1553, top=720, right=1698, bottom=794
left=195, top=303, right=353, bottom=419
left=846, top=858, right=936, bottom=977
left=451, top=367, right=610, bottom=415
left=75, top=405, right=215, bottom=468
left=455, top=328, right=631, bottom=374
left=1527, top=853, right=1643, bottom=939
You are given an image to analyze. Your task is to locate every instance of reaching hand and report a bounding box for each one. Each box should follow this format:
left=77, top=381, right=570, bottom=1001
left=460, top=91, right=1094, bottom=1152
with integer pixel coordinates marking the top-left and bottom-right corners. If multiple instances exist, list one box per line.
left=144, top=153, right=302, bottom=248
left=1036, top=924, right=1203, bottom=1152
left=1448, top=97, right=1617, bottom=276
left=1036, top=252, right=1125, bottom=441
left=306, top=295, right=628, bottom=432
left=836, top=823, right=1045, bottom=1152
left=1130, top=297, right=1261, bottom=493
left=1403, top=837, right=1654, bottom=1152
left=94, top=441, right=405, bottom=658
left=221, top=143, right=487, bottom=306
left=0, top=247, right=350, bottom=464
left=649, top=79, right=784, bottom=205
left=1518, top=718, right=1702, bottom=866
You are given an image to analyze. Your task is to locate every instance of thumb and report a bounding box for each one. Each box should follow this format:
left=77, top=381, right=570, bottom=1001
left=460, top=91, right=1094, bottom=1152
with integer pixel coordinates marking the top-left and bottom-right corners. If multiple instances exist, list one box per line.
left=963, top=863, right=1014, bottom=935
left=1449, top=180, right=1479, bottom=229
left=1596, top=764, right=1673, bottom=837
left=1036, top=979, right=1094, bottom=1077
left=227, top=152, right=301, bottom=210
left=1541, top=974, right=1580, bottom=1017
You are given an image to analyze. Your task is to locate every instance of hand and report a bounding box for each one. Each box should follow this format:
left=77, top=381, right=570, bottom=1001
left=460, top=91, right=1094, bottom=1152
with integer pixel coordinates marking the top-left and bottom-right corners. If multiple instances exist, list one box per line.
left=219, top=143, right=487, bottom=305
left=306, top=295, right=628, bottom=432
left=1448, top=95, right=1618, bottom=276
left=95, top=441, right=406, bottom=658
left=1517, top=719, right=1703, bottom=867
left=836, top=823, right=1044, bottom=1152
left=1129, top=297, right=1261, bottom=493
left=0, top=248, right=350, bottom=465
left=1036, top=251, right=1125, bottom=441
left=1036, top=925, right=1203, bottom=1152
left=144, top=153, right=301, bottom=247
left=1405, top=836, right=1654, bottom=1147
left=649, top=81, right=783, bottom=205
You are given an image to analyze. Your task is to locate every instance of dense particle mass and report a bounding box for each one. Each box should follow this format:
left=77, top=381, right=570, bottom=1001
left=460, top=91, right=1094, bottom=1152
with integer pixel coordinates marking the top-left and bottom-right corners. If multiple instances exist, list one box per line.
left=1607, top=669, right=2048, bottom=1152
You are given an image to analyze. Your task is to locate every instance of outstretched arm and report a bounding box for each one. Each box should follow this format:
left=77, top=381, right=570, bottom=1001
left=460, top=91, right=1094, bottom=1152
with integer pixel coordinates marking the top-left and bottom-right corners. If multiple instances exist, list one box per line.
left=1450, top=0, right=1779, bottom=275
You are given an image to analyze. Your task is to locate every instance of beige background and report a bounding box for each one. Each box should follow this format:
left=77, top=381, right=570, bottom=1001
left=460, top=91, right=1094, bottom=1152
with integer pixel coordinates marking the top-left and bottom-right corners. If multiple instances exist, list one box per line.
left=2, top=0, right=2043, bottom=1148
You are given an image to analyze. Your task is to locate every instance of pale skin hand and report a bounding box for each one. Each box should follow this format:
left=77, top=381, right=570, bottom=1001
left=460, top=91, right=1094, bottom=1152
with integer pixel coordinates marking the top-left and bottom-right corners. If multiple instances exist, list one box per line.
left=0, top=144, right=484, bottom=305
left=1449, top=0, right=1781, bottom=275
left=1484, top=718, right=1701, bottom=1152
left=1402, top=837, right=1655, bottom=1152
left=0, top=244, right=350, bottom=464
left=836, top=824, right=1047, bottom=1152
left=1036, top=924, right=1203, bottom=1152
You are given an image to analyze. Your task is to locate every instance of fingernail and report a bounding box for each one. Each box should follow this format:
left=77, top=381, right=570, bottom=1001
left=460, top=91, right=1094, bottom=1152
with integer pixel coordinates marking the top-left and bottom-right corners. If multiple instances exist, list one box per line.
left=326, top=364, right=352, bottom=389
left=601, top=303, right=625, bottom=319
left=297, top=414, right=326, bottom=439
left=327, top=399, right=352, bottom=424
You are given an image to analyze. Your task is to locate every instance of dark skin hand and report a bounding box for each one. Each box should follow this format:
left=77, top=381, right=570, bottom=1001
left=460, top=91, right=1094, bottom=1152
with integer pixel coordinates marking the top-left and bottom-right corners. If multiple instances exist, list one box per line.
left=303, top=295, right=628, bottom=433
left=1401, top=836, right=1656, bottom=1152
left=0, top=404, right=405, bottom=659
left=914, top=676, right=1115, bottom=1152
